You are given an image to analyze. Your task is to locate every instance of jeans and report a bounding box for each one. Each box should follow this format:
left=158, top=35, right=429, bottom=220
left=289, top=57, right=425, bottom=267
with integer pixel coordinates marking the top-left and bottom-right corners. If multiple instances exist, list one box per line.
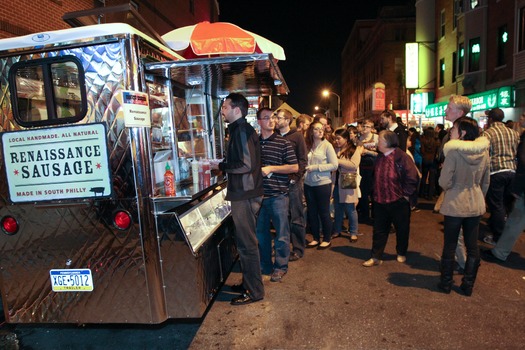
left=492, top=195, right=525, bottom=260
left=304, top=183, right=333, bottom=242
left=486, top=171, right=515, bottom=240
left=289, top=179, right=306, bottom=257
left=332, top=185, right=358, bottom=235
left=256, top=193, right=290, bottom=274
left=371, top=198, right=411, bottom=259
left=441, top=215, right=481, bottom=261
left=231, top=197, right=264, bottom=300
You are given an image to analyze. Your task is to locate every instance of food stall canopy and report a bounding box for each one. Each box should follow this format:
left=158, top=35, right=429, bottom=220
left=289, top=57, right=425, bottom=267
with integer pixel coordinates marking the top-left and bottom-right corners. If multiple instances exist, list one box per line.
left=279, top=102, right=301, bottom=117
left=162, top=21, right=286, bottom=61
left=146, top=53, right=289, bottom=98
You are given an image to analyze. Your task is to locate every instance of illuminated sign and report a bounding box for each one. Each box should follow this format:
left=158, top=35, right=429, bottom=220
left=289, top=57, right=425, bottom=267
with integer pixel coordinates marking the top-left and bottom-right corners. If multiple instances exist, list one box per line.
left=405, top=43, right=419, bottom=88
left=372, top=82, right=386, bottom=111
left=410, top=92, right=434, bottom=114
left=424, top=86, right=514, bottom=118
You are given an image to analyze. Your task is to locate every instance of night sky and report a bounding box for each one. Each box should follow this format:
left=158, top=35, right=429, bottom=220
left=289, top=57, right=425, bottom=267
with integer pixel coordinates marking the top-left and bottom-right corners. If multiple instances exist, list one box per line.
left=219, top=0, right=411, bottom=115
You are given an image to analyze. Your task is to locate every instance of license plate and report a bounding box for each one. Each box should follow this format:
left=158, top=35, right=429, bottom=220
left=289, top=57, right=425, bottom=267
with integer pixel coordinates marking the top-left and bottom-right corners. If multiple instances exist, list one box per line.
left=49, top=269, right=94, bottom=292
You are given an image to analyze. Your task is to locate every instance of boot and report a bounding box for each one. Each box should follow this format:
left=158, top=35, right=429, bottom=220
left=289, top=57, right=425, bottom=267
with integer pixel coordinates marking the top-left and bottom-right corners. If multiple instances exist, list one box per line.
left=460, top=257, right=480, bottom=297
left=437, top=258, right=455, bottom=294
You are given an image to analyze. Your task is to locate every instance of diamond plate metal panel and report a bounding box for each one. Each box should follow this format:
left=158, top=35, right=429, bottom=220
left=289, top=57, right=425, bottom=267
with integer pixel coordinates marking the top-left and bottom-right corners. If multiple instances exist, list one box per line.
left=0, top=42, right=160, bottom=323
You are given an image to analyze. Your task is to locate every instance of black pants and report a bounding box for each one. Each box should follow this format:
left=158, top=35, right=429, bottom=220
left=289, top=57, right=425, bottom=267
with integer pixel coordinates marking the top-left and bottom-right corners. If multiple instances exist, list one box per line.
left=370, top=198, right=411, bottom=259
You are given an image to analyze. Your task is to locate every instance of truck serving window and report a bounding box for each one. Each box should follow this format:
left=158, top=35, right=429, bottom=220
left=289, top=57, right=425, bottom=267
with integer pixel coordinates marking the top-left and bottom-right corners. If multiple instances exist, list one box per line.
left=8, top=56, right=87, bottom=127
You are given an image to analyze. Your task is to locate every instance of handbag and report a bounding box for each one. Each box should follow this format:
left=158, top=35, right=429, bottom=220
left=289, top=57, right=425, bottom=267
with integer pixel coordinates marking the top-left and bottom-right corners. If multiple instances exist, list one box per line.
left=340, top=172, right=357, bottom=189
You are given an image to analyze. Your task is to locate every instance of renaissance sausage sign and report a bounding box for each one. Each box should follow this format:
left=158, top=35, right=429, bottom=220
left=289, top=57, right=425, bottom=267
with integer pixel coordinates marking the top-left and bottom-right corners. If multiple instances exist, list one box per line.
left=2, top=123, right=111, bottom=203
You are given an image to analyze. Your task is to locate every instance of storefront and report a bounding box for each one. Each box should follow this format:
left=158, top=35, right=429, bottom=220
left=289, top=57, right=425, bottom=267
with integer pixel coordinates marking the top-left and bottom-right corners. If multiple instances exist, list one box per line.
left=422, top=86, right=515, bottom=129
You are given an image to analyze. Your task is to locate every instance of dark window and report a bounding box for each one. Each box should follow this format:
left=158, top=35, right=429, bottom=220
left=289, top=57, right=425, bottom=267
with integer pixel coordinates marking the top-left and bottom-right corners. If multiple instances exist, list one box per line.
left=452, top=52, right=457, bottom=83
left=497, top=25, right=508, bottom=66
left=469, top=37, right=480, bottom=72
left=441, top=10, right=446, bottom=38
left=453, top=0, right=462, bottom=30
left=189, top=0, right=195, bottom=15
left=439, top=58, right=445, bottom=87
left=520, top=7, right=525, bottom=51
left=8, top=56, right=87, bottom=127
left=458, top=43, right=465, bottom=75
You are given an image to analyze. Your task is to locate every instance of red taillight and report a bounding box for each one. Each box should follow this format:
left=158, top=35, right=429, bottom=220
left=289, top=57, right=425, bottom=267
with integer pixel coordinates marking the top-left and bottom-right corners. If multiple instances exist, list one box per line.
left=1, top=216, right=19, bottom=235
left=113, top=211, right=131, bottom=230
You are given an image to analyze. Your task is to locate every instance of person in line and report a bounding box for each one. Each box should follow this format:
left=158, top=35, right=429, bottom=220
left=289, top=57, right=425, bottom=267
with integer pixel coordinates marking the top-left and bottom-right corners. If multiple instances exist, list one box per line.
left=357, top=119, right=379, bottom=224
left=313, top=115, right=335, bottom=145
left=347, top=125, right=359, bottom=145
left=406, top=133, right=422, bottom=211
left=437, top=117, right=490, bottom=296
left=276, top=108, right=308, bottom=262
left=434, top=95, right=473, bottom=213
left=435, top=123, right=447, bottom=143
left=408, top=128, right=422, bottom=173
left=304, top=121, right=338, bottom=249
left=512, top=112, right=525, bottom=136
left=481, top=113, right=525, bottom=262
left=255, top=108, right=298, bottom=282
left=295, top=113, right=312, bottom=135
left=419, top=127, right=440, bottom=200
left=481, top=108, right=520, bottom=245
left=362, top=130, right=419, bottom=267
left=218, top=93, right=265, bottom=306
left=380, top=109, right=408, bottom=151
left=331, top=127, right=363, bottom=242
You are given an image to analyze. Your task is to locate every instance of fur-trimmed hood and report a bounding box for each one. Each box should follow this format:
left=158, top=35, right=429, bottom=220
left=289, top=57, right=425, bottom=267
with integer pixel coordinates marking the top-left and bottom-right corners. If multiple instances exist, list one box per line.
left=443, top=136, right=490, bottom=166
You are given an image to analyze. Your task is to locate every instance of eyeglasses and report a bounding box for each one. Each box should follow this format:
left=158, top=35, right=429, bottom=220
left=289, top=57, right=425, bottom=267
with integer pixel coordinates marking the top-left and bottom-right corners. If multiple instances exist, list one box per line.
left=260, top=116, right=276, bottom=121
left=363, top=125, right=373, bottom=129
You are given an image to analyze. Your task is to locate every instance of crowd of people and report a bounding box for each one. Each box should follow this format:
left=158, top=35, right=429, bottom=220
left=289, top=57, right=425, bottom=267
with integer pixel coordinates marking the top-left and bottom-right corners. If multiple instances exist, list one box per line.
left=217, top=92, right=525, bottom=305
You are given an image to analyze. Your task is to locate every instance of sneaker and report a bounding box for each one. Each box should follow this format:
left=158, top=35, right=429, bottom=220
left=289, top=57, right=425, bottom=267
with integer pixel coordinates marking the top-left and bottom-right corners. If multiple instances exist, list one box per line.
left=483, top=235, right=496, bottom=246
left=306, top=240, right=319, bottom=248
left=349, top=235, right=358, bottom=243
left=318, top=241, right=331, bottom=249
left=270, top=270, right=286, bottom=282
left=411, top=206, right=421, bottom=212
left=396, top=255, right=406, bottom=263
left=362, top=258, right=382, bottom=267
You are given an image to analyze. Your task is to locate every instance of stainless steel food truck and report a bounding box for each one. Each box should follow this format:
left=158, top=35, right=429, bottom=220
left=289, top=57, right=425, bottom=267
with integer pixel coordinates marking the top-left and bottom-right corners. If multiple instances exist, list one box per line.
left=0, top=23, right=288, bottom=323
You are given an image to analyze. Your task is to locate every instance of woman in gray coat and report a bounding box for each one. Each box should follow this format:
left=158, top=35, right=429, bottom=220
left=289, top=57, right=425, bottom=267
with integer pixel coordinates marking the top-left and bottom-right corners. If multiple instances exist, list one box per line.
left=438, top=117, right=490, bottom=296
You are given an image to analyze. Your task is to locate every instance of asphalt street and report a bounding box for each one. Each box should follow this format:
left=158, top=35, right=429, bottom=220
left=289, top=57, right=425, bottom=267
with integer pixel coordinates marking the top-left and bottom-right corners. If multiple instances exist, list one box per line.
left=1, top=198, right=524, bottom=349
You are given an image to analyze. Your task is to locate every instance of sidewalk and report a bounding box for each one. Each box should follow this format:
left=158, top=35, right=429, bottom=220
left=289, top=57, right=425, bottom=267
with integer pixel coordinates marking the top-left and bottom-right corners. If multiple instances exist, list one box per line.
left=190, top=200, right=525, bottom=349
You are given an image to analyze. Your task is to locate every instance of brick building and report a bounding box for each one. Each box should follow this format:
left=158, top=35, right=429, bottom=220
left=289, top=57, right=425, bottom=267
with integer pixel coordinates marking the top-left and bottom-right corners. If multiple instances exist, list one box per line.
left=341, top=4, right=416, bottom=124
left=0, top=0, right=218, bottom=40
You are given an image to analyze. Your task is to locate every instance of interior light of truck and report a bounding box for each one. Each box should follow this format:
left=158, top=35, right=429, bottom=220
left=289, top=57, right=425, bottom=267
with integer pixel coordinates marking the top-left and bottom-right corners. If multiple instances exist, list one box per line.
left=113, top=210, right=132, bottom=230
left=1, top=216, right=19, bottom=235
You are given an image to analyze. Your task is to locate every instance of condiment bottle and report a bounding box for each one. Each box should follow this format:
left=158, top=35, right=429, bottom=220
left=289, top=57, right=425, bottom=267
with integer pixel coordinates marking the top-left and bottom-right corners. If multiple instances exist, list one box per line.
left=164, top=162, right=175, bottom=196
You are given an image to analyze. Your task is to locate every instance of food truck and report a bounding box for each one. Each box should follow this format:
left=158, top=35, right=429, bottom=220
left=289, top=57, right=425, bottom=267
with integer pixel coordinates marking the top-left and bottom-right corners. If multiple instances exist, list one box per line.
left=0, top=23, right=288, bottom=323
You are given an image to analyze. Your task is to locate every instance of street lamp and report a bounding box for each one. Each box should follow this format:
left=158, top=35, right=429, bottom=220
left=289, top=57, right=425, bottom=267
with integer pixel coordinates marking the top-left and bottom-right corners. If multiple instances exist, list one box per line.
left=322, top=89, right=341, bottom=118
left=314, top=106, right=326, bottom=114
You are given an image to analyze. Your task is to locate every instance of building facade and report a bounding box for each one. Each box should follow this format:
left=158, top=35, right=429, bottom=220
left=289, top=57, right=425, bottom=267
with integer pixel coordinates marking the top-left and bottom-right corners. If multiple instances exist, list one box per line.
left=342, top=0, right=524, bottom=128
left=341, top=4, right=416, bottom=124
